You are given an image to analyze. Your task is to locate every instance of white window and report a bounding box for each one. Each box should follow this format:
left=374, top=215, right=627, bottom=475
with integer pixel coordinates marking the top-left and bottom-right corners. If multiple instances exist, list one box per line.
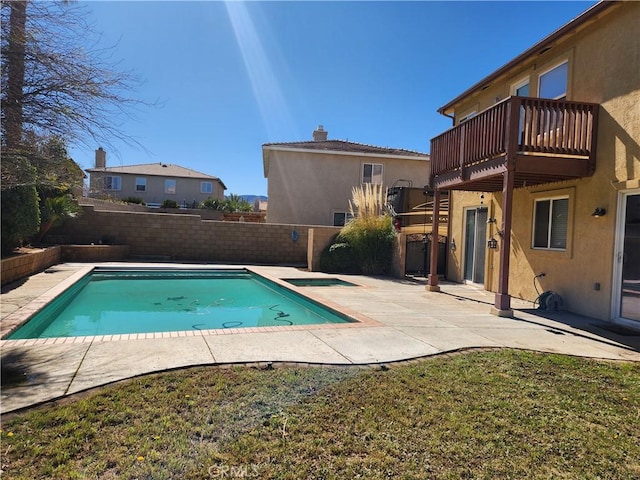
left=458, top=110, right=477, bottom=124
left=511, top=77, right=530, bottom=97
left=104, top=176, right=121, bottom=191
left=333, top=212, right=353, bottom=227
left=533, top=197, right=569, bottom=249
left=538, top=61, right=568, bottom=100
left=135, top=177, right=147, bottom=192
left=362, top=163, right=383, bottom=184
left=201, top=181, right=212, bottom=194
left=165, top=179, right=176, bottom=194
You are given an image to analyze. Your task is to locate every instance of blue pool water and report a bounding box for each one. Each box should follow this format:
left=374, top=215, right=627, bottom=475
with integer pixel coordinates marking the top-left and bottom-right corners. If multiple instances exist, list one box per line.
left=7, top=269, right=353, bottom=339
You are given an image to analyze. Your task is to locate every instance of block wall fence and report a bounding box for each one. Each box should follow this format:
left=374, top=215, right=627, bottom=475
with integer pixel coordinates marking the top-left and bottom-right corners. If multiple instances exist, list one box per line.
left=47, top=206, right=343, bottom=266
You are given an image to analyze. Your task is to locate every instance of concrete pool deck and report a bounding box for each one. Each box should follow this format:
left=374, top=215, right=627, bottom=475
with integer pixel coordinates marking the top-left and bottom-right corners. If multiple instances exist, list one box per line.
left=1, top=263, right=639, bottom=415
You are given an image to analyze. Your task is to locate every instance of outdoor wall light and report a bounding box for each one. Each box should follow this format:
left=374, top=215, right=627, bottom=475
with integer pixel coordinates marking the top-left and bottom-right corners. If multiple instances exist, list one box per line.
left=450, top=239, right=456, bottom=251
left=487, top=217, right=497, bottom=224
left=487, top=237, right=498, bottom=249
left=591, top=207, right=606, bottom=218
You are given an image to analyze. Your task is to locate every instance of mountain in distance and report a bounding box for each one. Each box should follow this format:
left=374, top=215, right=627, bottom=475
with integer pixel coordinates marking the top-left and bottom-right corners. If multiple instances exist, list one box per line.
left=239, top=195, right=267, bottom=203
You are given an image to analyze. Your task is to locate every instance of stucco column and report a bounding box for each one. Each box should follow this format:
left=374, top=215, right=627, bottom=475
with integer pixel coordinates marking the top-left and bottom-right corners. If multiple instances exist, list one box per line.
left=492, top=170, right=514, bottom=317
left=426, top=188, right=441, bottom=292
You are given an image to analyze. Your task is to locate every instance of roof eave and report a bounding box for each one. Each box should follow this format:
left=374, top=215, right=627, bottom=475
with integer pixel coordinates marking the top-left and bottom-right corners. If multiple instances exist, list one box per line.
left=262, top=144, right=429, bottom=161
left=437, top=0, right=617, bottom=116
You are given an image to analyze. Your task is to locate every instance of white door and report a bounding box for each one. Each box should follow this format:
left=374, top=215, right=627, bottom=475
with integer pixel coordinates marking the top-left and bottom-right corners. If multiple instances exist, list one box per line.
left=613, top=191, right=640, bottom=326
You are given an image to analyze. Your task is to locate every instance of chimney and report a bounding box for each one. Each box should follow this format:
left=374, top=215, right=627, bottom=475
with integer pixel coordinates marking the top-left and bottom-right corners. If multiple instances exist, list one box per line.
left=95, top=147, right=106, bottom=169
left=312, top=125, right=327, bottom=141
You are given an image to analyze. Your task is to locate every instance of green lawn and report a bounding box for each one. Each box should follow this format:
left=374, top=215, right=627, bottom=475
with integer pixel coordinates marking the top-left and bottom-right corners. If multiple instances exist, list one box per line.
left=1, top=350, right=639, bottom=479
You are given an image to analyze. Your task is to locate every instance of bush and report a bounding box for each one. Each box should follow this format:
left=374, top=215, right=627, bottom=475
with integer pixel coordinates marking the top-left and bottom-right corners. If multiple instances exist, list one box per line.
left=319, top=236, right=359, bottom=274
left=123, top=196, right=145, bottom=205
left=340, top=215, right=396, bottom=275
left=1, top=185, right=40, bottom=256
left=201, top=197, right=222, bottom=210
left=319, top=184, right=397, bottom=275
left=161, top=199, right=179, bottom=209
left=36, top=194, right=80, bottom=243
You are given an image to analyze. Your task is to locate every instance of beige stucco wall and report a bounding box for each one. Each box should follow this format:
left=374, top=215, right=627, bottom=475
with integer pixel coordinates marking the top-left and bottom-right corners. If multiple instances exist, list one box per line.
left=89, top=171, right=225, bottom=205
left=265, top=148, right=429, bottom=226
left=443, top=2, right=640, bottom=321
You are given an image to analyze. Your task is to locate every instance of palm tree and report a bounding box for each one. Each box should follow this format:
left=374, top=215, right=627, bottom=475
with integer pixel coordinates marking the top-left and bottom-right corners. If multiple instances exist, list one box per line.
left=36, top=194, right=80, bottom=242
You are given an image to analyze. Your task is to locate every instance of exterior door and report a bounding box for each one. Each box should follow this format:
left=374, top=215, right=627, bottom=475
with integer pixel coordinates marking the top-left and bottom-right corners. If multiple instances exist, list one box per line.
left=614, top=192, right=640, bottom=325
left=464, top=207, right=488, bottom=284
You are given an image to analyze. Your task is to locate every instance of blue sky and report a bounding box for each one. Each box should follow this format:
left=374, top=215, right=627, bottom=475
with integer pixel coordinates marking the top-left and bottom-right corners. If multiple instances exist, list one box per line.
left=70, top=0, right=596, bottom=196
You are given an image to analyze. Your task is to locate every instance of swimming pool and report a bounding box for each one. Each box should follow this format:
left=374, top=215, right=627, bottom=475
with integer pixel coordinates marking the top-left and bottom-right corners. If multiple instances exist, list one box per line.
left=6, top=268, right=354, bottom=339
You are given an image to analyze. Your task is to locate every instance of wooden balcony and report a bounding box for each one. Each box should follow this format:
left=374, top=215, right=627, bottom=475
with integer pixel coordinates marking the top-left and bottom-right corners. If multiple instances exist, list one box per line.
left=430, top=96, right=599, bottom=191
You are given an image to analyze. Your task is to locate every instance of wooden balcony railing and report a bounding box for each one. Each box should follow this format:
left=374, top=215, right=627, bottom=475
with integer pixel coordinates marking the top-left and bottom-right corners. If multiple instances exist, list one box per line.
left=430, top=96, right=599, bottom=187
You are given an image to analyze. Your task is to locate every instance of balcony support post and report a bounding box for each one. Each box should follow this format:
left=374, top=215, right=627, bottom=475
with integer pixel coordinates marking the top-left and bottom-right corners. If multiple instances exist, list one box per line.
left=492, top=169, right=514, bottom=317
left=426, top=187, right=441, bottom=292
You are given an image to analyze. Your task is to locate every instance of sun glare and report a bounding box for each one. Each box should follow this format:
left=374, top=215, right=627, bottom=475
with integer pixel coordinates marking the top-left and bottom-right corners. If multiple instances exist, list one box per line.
left=224, top=1, right=294, bottom=140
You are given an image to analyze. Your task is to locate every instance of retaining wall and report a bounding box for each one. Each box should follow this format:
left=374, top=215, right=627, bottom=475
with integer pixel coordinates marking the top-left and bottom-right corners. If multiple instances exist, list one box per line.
left=1, top=247, right=62, bottom=286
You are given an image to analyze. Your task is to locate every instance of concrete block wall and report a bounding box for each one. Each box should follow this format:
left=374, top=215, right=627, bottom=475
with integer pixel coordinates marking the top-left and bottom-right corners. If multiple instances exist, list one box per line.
left=307, top=227, right=342, bottom=271
left=45, top=207, right=407, bottom=276
left=61, top=245, right=130, bottom=262
left=48, top=206, right=313, bottom=265
left=1, top=246, right=62, bottom=286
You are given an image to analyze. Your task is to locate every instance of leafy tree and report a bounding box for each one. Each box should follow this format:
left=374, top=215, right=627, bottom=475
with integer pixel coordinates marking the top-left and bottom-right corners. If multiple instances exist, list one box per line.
left=1, top=185, right=39, bottom=256
left=1, top=0, right=149, bottom=253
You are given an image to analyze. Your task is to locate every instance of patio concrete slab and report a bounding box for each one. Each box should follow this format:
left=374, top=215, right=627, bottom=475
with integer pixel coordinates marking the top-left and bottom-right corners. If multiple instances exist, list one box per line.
left=394, top=326, right=503, bottom=351
left=367, top=313, right=453, bottom=328
left=203, top=330, right=350, bottom=364
left=67, top=336, right=214, bottom=394
left=309, top=326, right=441, bottom=363
left=1, top=262, right=638, bottom=415
left=1, top=343, right=90, bottom=412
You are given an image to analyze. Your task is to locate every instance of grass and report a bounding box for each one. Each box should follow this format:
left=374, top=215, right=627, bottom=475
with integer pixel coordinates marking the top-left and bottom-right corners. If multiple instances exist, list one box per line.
left=1, top=350, right=639, bottom=479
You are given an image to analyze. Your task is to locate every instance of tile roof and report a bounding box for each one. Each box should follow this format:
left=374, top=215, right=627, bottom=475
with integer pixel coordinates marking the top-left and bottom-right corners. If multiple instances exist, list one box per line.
left=263, top=140, right=428, bottom=158
left=86, top=162, right=225, bottom=185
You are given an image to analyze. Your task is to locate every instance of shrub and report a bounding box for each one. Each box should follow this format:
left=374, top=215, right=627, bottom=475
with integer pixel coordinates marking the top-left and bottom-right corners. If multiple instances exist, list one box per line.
left=161, top=199, right=179, bottom=209
left=123, top=196, right=145, bottom=205
left=1, top=185, right=40, bottom=256
left=340, top=215, right=396, bottom=275
left=319, top=184, right=396, bottom=275
left=319, top=236, right=359, bottom=274
left=201, top=197, right=222, bottom=210
left=35, top=194, right=81, bottom=243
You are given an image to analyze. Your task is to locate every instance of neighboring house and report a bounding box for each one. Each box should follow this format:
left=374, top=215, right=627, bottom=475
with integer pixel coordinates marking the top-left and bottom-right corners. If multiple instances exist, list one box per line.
left=426, top=1, right=639, bottom=330
left=86, top=148, right=226, bottom=207
left=262, top=126, right=430, bottom=226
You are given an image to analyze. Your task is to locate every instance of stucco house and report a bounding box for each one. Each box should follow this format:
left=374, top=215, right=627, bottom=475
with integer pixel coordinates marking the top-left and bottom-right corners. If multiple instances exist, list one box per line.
left=86, top=148, right=226, bottom=207
left=262, top=126, right=430, bottom=226
left=426, top=1, right=639, bottom=331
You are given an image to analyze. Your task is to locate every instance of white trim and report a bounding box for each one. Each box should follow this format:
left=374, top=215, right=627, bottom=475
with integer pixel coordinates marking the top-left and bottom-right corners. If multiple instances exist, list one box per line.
left=537, top=59, right=569, bottom=100
left=458, top=110, right=477, bottom=124
left=135, top=176, right=147, bottom=192
left=200, top=181, right=213, bottom=194
left=611, top=189, right=640, bottom=326
left=262, top=145, right=429, bottom=162
left=531, top=195, right=570, bottom=250
left=362, top=162, right=384, bottom=185
left=510, top=76, right=530, bottom=96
